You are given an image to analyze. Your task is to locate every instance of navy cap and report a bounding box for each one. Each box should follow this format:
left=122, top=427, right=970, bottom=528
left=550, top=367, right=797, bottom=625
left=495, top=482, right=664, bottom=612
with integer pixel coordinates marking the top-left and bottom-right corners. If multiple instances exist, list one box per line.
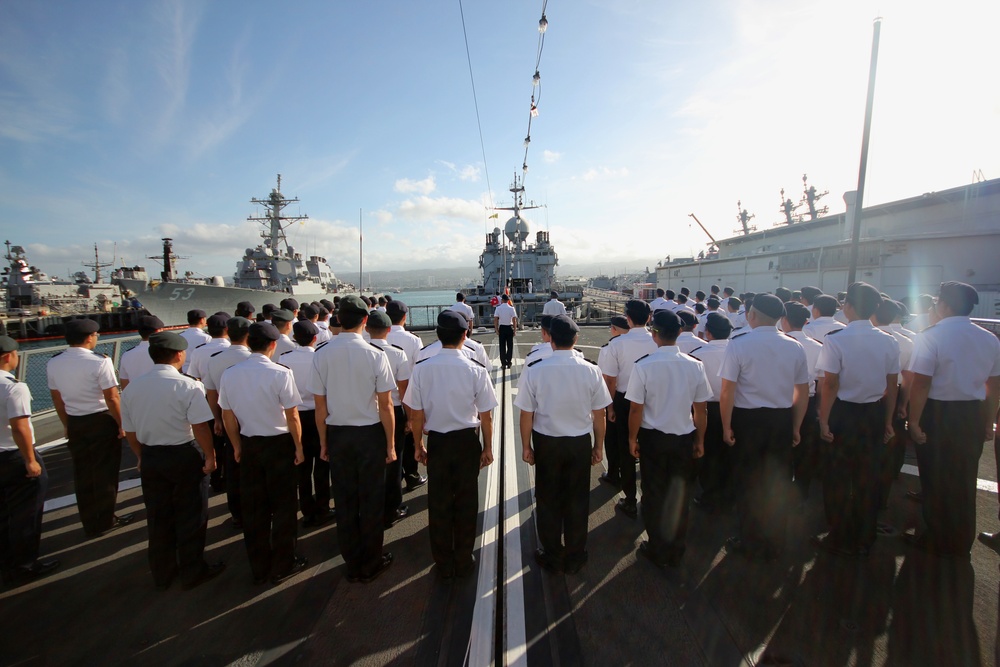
left=610, top=315, right=629, bottom=330
left=227, top=316, right=252, bottom=338
left=207, top=313, right=229, bottom=329
left=235, top=301, right=255, bottom=315
left=213, top=311, right=231, bottom=319
left=317, top=305, right=330, bottom=317
left=279, top=297, right=299, bottom=311
left=367, top=310, right=392, bottom=329
left=549, top=314, right=579, bottom=339
left=320, top=299, right=334, bottom=311
left=751, top=293, right=785, bottom=320
left=138, top=315, right=165, bottom=334
left=187, top=309, right=207, bottom=321
left=0, top=336, right=18, bottom=353
left=846, top=282, right=883, bottom=317
left=270, top=309, right=294, bottom=323
left=148, top=331, right=188, bottom=352
left=249, top=322, right=280, bottom=342
left=386, top=300, right=408, bottom=317
left=338, top=295, right=370, bottom=316
left=66, top=318, right=99, bottom=337
left=874, top=299, right=900, bottom=323
left=704, top=312, right=733, bottom=339
left=437, top=310, right=468, bottom=330
left=706, top=296, right=721, bottom=308
left=301, top=304, right=319, bottom=319
left=261, top=303, right=277, bottom=316
left=292, top=320, right=319, bottom=339
left=938, top=281, right=979, bottom=314
left=650, top=309, right=682, bottom=336
left=538, top=315, right=553, bottom=331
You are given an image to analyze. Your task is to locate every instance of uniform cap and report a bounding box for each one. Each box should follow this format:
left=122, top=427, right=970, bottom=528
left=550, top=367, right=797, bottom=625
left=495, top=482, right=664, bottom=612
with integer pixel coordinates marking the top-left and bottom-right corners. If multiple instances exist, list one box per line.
left=270, top=309, right=294, bottom=323
left=610, top=315, right=629, bottom=330
left=187, top=309, right=207, bottom=321
left=751, top=293, right=785, bottom=320
left=249, top=322, right=280, bottom=342
left=538, top=314, right=554, bottom=331
left=138, top=315, right=165, bottom=334
left=386, top=300, right=408, bottom=317
left=437, top=310, right=468, bottom=330
left=0, top=335, right=18, bottom=353
left=704, top=312, right=733, bottom=339
left=206, top=313, right=229, bottom=330
left=706, top=296, right=721, bottom=308
left=874, top=299, right=900, bottom=324
left=338, top=295, right=370, bottom=316
left=292, top=320, right=319, bottom=338
left=846, top=282, right=883, bottom=318
left=148, top=331, right=188, bottom=352
left=227, top=316, right=252, bottom=338
left=213, top=311, right=231, bottom=319
left=261, top=303, right=277, bottom=316
left=800, top=286, right=823, bottom=300
left=235, top=301, right=255, bottom=315
left=367, top=310, right=392, bottom=329
left=320, top=299, right=334, bottom=311
left=301, top=304, right=319, bottom=319
left=650, top=309, right=682, bottom=336
left=938, top=281, right=979, bottom=314
left=549, top=314, right=579, bottom=339
left=279, top=297, right=299, bottom=311
left=895, top=300, right=910, bottom=318
left=317, top=305, right=330, bottom=317
left=65, top=318, right=100, bottom=336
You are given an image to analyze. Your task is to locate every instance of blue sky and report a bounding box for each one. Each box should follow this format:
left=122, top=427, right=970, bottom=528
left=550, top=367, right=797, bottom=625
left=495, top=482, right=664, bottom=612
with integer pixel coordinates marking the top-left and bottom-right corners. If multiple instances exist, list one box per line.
left=2, top=0, right=998, bottom=281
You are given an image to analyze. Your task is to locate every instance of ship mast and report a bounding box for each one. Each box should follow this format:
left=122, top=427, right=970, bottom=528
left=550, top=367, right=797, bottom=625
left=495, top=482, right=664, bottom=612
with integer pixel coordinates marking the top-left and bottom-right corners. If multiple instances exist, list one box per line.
left=147, top=238, right=188, bottom=282
left=82, top=243, right=112, bottom=283
left=248, top=174, right=308, bottom=256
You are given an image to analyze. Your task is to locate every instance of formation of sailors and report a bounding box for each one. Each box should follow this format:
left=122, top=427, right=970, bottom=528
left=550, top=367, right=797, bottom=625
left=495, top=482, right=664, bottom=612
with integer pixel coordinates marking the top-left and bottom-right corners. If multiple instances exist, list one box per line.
left=1, top=280, right=998, bottom=593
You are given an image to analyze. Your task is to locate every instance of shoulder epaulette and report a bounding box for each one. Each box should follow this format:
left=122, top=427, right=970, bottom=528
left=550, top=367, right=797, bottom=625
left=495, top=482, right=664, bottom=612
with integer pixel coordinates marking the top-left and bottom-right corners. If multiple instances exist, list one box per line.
left=316, top=341, right=329, bottom=350
left=52, top=350, right=64, bottom=357
left=195, top=342, right=207, bottom=349
left=464, top=341, right=476, bottom=349
left=276, top=362, right=290, bottom=369
left=210, top=350, right=225, bottom=357
left=527, top=358, right=544, bottom=367
left=420, top=343, right=434, bottom=350
left=826, top=329, right=842, bottom=336
left=688, top=346, right=704, bottom=356
left=469, top=358, right=486, bottom=368
left=93, top=351, right=108, bottom=358
left=731, top=331, right=749, bottom=339
left=391, top=343, right=404, bottom=351
left=415, top=357, right=429, bottom=365
left=280, top=349, right=294, bottom=355
left=635, top=353, right=651, bottom=363
left=600, top=342, right=610, bottom=348
left=582, top=357, right=597, bottom=365
left=526, top=349, right=538, bottom=357
left=368, top=341, right=385, bottom=352
left=182, top=372, right=199, bottom=380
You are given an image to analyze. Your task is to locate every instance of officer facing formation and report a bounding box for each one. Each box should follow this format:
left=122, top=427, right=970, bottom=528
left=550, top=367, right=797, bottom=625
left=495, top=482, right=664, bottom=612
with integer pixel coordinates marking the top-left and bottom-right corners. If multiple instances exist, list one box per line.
left=0, top=336, right=59, bottom=584
left=493, top=294, right=518, bottom=369
left=47, top=319, right=133, bottom=537
left=404, top=310, right=497, bottom=578
left=121, top=332, right=224, bottom=590
left=516, top=315, right=610, bottom=574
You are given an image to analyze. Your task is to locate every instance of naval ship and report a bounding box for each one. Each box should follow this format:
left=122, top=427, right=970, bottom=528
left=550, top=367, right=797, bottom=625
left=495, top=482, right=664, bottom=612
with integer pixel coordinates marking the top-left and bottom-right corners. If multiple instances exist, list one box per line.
left=116, top=176, right=347, bottom=326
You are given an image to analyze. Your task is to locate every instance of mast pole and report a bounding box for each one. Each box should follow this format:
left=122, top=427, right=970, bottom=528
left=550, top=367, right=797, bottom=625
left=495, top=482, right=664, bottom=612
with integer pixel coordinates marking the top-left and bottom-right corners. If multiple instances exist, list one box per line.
left=847, top=18, right=882, bottom=286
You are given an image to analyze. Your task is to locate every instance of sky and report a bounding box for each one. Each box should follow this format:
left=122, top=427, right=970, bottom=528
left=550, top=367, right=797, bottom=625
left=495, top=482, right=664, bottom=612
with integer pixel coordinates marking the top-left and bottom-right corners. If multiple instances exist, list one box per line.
left=2, top=0, right=998, bottom=282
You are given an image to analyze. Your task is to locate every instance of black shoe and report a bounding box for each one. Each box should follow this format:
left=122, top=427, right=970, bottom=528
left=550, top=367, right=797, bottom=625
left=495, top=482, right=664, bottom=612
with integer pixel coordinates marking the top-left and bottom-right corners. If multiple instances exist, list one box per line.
left=615, top=498, right=638, bottom=519
left=637, top=541, right=671, bottom=568
left=384, top=505, right=410, bottom=528
left=455, top=553, right=477, bottom=578
left=810, top=535, right=856, bottom=558
left=359, top=553, right=394, bottom=583
left=271, top=555, right=308, bottom=585
left=598, top=472, right=621, bottom=488
left=906, top=490, right=922, bottom=503
left=978, top=532, right=1000, bottom=553
left=534, top=549, right=561, bottom=574
left=91, top=514, right=134, bottom=538
left=231, top=518, right=244, bottom=531
left=181, top=561, right=226, bottom=591
left=2, top=558, right=61, bottom=585
left=404, top=475, right=428, bottom=492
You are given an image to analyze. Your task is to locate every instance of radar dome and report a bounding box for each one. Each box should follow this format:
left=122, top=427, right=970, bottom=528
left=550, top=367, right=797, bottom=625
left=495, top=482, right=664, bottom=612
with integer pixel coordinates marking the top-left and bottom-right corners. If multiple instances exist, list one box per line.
left=504, top=215, right=530, bottom=244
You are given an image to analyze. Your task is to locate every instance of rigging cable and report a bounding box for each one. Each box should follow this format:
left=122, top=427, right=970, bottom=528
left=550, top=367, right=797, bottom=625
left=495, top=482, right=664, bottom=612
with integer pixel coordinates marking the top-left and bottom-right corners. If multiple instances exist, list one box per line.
left=458, top=0, right=495, bottom=213
left=521, top=0, right=549, bottom=192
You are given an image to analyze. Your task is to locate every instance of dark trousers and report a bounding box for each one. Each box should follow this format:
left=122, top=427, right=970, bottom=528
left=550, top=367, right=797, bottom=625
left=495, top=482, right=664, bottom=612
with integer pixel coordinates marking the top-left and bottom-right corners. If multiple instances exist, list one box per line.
left=498, top=325, right=514, bottom=366
left=697, top=402, right=731, bottom=507
left=732, top=407, right=794, bottom=557
left=917, top=399, right=985, bottom=555
left=533, top=432, right=592, bottom=567
left=402, top=431, right=419, bottom=480
left=328, top=423, right=387, bottom=577
left=296, top=410, right=330, bottom=520
left=67, top=411, right=122, bottom=535
left=879, top=387, right=909, bottom=507
left=604, top=405, right=620, bottom=481
left=239, top=434, right=298, bottom=580
left=426, top=428, right=481, bottom=571
left=793, top=395, right=821, bottom=501
left=613, top=391, right=638, bottom=502
left=0, top=448, right=47, bottom=571
left=139, top=444, right=209, bottom=587
left=224, top=439, right=242, bottom=522
left=639, top=429, right=696, bottom=561
left=384, top=406, right=407, bottom=520
left=822, top=399, right=884, bottom=550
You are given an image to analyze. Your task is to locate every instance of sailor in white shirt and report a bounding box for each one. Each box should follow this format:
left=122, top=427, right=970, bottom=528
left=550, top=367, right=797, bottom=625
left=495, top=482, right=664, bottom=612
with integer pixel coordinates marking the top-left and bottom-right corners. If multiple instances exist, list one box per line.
left=596, top=316, right=630, bottom=488
left=121, top=332, right=223, bottom=590
left=516, top=315, right=610, bottom=574
left=871, top=299, right=914, bottom=491
left=119, top=315, right=164, bottom=389
left=386, top=300, right=427, bottom=490
left=366, top=310, right=413, bottom=529
left=279, top=297, right=300, bottom=320
left=179, top=309, right=211, bottom=373
left=187, top=313, right=231, bottom=381
left=541, top=291, right=568, bottom=317
left=270, top=309, right=298, bottom=357
left=906, top=282, right=1000, bottom=557
left=597, top=299, right=657, bottom=517
left=451, top=292, right=476, bottom=331
left=688, top=313, right=734, bottom=510
left=726, top=298, right=748, bottom=329
left=781, top=302, right=824, bottom=503
left=0, top=336, right=59, bottom=583
left=310, top=295, right=396, bottom=583
left=47, top=318, right=133, bottom=537
left=814, top=283, right=899, bottom=558
left=526, top=315, right=586, bottom=365
left=675, top=311, right=702, bottom=354
left=696, top=296, right=725, bottom=335
left=905, top=294, right=936, bottom=333
left=219, top=322, right=306, bottom=585
left=404, top=310, right=497, bottom=578
left=803, top=295, right=845, bottom=341
left=719, top=294, right=809, bottom=561
left=314, top=305, right=333, bottom=343
left=626, top=310, right=713, bottom=567
left=493, top=293, right=518, bottom=368
left=719, top=287, right=735, bottom=313
left=416, top=334, right=491, bottom=368
left=300, top=305, right=330, bottom=345
left=280, top=320, right=332, bottom=529
left=648, top=288, right=669, bottom=313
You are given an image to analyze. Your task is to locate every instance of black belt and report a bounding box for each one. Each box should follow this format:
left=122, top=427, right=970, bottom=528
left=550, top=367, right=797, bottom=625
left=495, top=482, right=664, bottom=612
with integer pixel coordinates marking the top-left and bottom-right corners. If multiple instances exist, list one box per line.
left=428, top=428, right=477, bottom=438
left=67, top=410, right=111, bottom=421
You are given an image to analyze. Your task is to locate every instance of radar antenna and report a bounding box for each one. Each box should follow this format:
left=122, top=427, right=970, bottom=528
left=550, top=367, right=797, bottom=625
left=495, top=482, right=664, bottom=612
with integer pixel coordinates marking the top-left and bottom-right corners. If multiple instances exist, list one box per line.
left=800, top=173, right=829, bottom=220
left=735, top=200, right=756, bottom=235
left=777, top=187, right=802, bottom=226
left=82, top=243, right=113, bottom=283
left=248, top=174, right=309, bottom=255
left=147, top=238, right=188, bottom=282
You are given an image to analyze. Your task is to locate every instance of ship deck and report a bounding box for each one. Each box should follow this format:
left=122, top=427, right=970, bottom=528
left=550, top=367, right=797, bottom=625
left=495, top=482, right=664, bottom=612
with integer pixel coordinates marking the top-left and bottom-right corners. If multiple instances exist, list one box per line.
left=3, top=326, right=999, bottom=666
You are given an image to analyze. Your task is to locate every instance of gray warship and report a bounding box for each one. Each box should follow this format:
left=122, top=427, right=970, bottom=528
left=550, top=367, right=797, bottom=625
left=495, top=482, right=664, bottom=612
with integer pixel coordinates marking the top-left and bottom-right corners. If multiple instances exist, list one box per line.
left=116, top=176, right=348, bottom=325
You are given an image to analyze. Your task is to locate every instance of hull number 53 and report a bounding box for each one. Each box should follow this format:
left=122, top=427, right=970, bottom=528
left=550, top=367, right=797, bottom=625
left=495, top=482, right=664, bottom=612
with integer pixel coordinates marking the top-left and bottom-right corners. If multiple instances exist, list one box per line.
left=169, top=287, right=196, bottom=301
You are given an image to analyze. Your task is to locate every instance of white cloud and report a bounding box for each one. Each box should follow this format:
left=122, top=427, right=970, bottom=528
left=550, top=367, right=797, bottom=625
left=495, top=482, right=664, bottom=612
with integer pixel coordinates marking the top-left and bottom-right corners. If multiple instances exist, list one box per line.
left=394, top=175, right=437, bottom=195
left=396, top=195, right=483, bottom=221
left=581, top=166, right=631, bottom=181
left=542, top=150, right=561, bottom=163
left=458, top=165, right=481, bottom=182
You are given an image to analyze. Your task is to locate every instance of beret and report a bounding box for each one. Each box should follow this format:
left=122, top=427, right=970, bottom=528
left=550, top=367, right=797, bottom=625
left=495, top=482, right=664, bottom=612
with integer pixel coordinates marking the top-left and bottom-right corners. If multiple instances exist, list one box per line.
left=301, top=304, right=319, bottom=319
left=227, top=316, right=252, bottom=337
left=206, top=313, right=229, bottom=329
left=187, top=309, right=207, bottom=320
left=279, top=298, right=299, bottom=311
left=292, top=320, right=319, bottom=338
left=261, top=303, right=277, bottom=315
left=367, top=310, right=392, bottom=328
left=437, top=310, right=468, bottom=330
left=705, top=312, right=733, bottom=338
left=386, top=300, right=408, bottom=317
left=235, top=301, right=255, bottom=315
left=538, top=315, right=553, bottom=330
left=138, top=315, right=165, bottom=333
left=938, top=281, right=979, bottom=312
left=650, top=309, right=681, bottom=334
left=269, top=309, right=294, bottom=323
left=0, top=336, right=18, bottom=353
left=610, top=315, right=629, bottom=330
left=751, top=293, right=785, bottom=320
left=148, top=331, right=188, bottom=352
left=549, top=314, right=579, bottom=338
left=66, top=318, right=99, bottom=336
left=213, top=311, right=231, bottom=319
left=317, top=305, right=330, bottom=316
left=249, top=322, right=280, bottom=342
left=338, top=295, right=370, bottom=316
left=800, top=286, right=823, bottom=299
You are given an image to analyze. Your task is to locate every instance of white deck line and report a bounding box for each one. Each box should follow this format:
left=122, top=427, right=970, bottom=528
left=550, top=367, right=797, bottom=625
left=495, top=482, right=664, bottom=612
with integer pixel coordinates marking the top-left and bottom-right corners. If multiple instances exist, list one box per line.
left=43, top=478, right=142, bottom=512
left=503, top=355, right=528, bottom=667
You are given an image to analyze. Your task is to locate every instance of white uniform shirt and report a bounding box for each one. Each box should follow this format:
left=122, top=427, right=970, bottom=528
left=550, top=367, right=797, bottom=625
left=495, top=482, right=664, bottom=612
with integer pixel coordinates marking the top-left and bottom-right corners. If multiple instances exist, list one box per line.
left=314, top=326, right=332, bottom=344
left=625, top=346, right=713, bottom=435
left=908, top=316, right=1000, bottom=401
left=451, top=301, right=475, bottom=324
left=279, top=346, right=318, bottom=411
left=525, top=342, right=584, bottom=363
left=719, top=326, right=809, bottom=409
left=0, top=371, right=33, bottom=452
left=179, top=327, right=211, bottom=373
left=649, top=297, right=669, bottom=312
left=218, top=354, right=301, bottom=437
left=597, top=327, right=657, bottom=394
left=676, top=331, right=702, bottom=355
left=387, top=325, right=422, bottom=373
left=542, top=299, right=567, bottom=317
left=202, top=345, right=252, bottom=392
left=369, top=338, right=412, bottom=406
left=728, top=310, right=748, bottom=329
left=309, top=332, right=395, bottom=426
left=187, top=338, right=230, bottom=380
left=877, top=325, right=913, bottom=385
left=46, top=347, right=118, bottom=416
left=416, top=339, right=491, bottom=368
left=785, top=330, right=824, bottom=396
left=465, top=337, right=491, bottom=367
left=833, top=309, right=849, bottom=325
left=687, top=340, right=729, bottom=402
left=891, top=322, right=918, bottom=339
left=515, top=351, right=611, bottom=437
left=119, top=341, right=154, bottom=383
left=275, top=333, right=298, bottom=358
left=403, top=349, right=497, bottom=433
left=494, top=303, right=517, bottom=326
left=803, top=316, right=845, bottom=341
left=815, top=321, right=899, bottom=403
left=121, top=365, right=214, bottom=446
